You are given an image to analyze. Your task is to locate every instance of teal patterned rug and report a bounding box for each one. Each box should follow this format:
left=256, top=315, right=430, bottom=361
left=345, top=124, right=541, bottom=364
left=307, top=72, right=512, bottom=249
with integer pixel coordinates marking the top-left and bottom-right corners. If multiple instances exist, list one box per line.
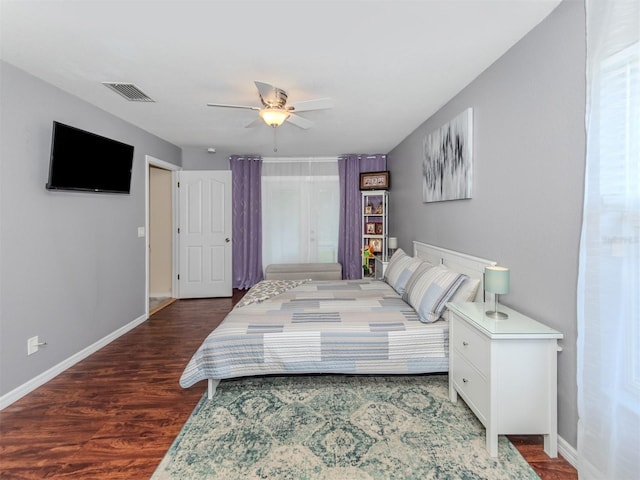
left=152, top=374, right=539, bottom=479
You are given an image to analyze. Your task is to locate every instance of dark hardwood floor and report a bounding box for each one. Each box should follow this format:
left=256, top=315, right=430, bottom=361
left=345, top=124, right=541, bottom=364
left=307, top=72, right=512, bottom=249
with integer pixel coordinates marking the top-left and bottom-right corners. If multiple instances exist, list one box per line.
left=0, top=292, right=577, bottom=479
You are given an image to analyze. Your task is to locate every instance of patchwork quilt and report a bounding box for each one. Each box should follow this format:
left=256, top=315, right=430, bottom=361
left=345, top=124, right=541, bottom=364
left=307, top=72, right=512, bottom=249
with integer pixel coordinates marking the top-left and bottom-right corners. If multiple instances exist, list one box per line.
left=180, top=279, right=449, bottom=388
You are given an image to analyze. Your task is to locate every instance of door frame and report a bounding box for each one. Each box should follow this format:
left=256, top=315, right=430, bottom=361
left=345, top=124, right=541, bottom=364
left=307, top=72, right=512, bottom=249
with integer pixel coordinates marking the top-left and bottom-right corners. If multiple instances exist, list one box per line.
left=145, top=155, right=181, bottom=316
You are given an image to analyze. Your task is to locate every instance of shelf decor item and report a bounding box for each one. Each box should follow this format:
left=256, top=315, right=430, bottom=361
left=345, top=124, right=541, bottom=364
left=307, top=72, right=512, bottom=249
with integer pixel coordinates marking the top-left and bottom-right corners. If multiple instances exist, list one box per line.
left=370, top=238, right=382, bottom=253
left=484, top=266, right=510, bottom=319
left=365, top=222, right=376, bottom=234
left=362, top=244, right=373, bottom=276
left=360, top=171, right=390, bottom=190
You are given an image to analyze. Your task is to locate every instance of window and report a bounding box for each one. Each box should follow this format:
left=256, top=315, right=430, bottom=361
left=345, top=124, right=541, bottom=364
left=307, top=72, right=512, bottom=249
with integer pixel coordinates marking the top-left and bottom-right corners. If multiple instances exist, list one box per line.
left=261, top=159, right=339, bottom=269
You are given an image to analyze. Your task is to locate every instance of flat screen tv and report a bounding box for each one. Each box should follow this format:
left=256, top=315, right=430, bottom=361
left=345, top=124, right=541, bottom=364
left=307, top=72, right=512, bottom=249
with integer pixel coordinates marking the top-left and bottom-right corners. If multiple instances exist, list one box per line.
left=46, top=121, right=134, bottom=194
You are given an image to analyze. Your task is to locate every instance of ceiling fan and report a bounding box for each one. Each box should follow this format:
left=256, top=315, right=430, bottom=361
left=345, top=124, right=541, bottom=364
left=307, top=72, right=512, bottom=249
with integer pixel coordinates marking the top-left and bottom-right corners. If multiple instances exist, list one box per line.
left=207, top=81, right=333, bottom=129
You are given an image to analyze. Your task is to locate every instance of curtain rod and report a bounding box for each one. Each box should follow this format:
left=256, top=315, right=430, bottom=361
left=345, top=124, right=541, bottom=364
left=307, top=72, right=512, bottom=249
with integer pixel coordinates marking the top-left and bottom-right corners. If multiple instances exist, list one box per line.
left=263, top=156, right=338, bottom=163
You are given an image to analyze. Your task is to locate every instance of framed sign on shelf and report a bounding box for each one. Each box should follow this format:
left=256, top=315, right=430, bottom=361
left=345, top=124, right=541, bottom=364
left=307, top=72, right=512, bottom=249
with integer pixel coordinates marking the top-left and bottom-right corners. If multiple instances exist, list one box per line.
left=365, top=222, right=377, bottom=234
left=369, top=238, right=382, bottom=253
left=360, top=171, right=390, bottom=190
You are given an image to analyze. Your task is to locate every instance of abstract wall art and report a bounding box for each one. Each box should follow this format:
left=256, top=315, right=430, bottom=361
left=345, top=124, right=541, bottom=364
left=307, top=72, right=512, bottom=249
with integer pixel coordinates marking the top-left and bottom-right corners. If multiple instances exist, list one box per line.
left=422, top=108, right=473, bottom=202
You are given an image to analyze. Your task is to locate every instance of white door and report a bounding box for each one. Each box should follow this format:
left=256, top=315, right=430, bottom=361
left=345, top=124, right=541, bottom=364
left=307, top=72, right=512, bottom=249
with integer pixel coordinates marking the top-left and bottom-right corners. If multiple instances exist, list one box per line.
left=178, top=171, right=232, bottom=298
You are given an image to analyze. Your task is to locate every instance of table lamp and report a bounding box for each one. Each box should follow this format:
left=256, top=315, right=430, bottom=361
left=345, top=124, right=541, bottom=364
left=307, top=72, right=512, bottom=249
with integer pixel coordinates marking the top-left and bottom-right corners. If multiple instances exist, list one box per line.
left=388, top=237, right=398, bottom=257
left=485, top=266, right=510, bottom=319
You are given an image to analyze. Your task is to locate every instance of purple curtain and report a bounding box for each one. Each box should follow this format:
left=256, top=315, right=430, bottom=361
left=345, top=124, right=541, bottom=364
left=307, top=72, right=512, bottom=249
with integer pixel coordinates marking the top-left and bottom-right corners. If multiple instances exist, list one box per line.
left=230, top=155, right=263, bottom=289
left=338, top=154, right=387, bottom=279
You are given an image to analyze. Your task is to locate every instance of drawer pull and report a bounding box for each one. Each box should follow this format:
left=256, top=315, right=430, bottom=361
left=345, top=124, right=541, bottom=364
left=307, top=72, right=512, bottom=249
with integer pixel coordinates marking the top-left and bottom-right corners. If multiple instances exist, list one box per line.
left=462, top=378, right=469, bottom=383
left=462, top=341, right=469, bottom=347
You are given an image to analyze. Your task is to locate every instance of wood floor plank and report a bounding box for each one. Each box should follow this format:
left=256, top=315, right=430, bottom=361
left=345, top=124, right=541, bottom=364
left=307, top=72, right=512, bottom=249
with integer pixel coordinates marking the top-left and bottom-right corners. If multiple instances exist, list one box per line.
left=0, top=291, right=577, bottom=479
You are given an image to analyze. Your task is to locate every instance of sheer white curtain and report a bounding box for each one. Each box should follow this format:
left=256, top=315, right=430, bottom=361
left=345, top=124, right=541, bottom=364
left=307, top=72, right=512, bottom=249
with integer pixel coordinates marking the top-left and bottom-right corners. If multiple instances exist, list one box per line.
left=261, top=158, right=339, bottom=269
left=578, top=1, right=639, bottom=479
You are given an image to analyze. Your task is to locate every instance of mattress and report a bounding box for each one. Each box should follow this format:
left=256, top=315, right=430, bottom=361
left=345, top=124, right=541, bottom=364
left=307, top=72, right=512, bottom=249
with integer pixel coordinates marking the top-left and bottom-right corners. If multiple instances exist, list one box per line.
left=179, top=279, right=449, bottom=388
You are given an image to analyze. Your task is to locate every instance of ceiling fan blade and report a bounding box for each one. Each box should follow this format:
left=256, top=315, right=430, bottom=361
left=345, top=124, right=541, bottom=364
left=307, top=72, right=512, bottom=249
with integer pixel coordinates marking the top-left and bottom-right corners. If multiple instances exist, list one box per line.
left=206, top=103, right=260, bottom=111
left=289, top=98, right=334, bottom=112
left=286, top=113, right=313, bottom=129
left=254, top=81, right=278, bottom=104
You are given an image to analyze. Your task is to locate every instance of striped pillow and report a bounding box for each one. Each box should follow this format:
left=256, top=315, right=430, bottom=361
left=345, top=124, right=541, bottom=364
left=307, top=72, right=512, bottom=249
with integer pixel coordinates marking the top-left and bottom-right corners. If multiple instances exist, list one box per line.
left=383, top=249, right=426, bottom=295
left=402, top=263, right=468, bottom=323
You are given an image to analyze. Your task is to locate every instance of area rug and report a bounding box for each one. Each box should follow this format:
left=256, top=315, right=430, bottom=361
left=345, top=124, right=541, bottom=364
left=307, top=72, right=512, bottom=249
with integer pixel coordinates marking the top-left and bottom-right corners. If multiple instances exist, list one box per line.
left=152, top=374, right=539, bottom=479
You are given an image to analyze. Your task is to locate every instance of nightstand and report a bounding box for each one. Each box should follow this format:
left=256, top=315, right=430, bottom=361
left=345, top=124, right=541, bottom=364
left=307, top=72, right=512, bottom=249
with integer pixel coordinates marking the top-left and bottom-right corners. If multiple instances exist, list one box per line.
left=446, top=302, right=563, bottom=458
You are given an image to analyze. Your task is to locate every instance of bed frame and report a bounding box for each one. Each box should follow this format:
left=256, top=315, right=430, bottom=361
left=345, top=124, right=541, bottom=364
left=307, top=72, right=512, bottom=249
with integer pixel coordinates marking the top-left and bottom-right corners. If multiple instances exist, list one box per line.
left=412, top=241, right=496, bottom=302
left=205, top=241, right=496, bottom=399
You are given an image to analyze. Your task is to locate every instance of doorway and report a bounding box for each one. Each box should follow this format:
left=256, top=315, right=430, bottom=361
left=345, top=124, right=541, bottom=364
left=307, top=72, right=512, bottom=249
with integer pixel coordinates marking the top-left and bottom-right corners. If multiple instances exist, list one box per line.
left=145, top=156, right=180, bottom=316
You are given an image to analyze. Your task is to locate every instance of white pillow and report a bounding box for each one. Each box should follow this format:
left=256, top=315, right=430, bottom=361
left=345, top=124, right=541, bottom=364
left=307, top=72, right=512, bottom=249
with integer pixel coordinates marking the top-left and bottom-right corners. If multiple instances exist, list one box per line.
left=449, top=277, right=481, bottom=303
left=383, top=249, right=426, bottom=295
left=402, top=263, right=468, bottom=323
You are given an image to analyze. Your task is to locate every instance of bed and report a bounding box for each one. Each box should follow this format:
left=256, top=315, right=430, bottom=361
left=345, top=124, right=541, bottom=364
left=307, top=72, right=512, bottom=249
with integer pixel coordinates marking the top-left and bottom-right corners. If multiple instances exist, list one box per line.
left=180, top=241, right=496, bottom=398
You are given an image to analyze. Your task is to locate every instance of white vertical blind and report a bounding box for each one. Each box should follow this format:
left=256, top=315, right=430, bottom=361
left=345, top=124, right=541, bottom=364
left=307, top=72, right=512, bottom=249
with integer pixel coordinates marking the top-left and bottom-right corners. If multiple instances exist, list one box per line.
left=578, top=1, right=639, bottom=478
left=261, top=158, right=339, bottom=269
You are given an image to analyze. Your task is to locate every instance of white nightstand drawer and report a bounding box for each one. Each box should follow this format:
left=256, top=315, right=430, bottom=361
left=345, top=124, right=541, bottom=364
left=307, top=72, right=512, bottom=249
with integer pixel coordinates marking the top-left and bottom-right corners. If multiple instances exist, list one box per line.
left=451, top=350, right=488, bottom=423
left=451, top=315, right=490, bottom=376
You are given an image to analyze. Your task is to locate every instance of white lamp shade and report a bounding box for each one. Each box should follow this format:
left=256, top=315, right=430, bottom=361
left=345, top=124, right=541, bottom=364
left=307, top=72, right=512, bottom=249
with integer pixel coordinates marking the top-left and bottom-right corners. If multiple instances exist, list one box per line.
left=388, top=237, right=398, bottom=249
left=484, top=266, right=510, bottom=294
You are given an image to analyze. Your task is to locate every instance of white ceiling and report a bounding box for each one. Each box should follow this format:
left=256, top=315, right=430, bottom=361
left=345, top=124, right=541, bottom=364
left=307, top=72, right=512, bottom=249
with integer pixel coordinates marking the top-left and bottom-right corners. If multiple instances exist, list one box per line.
left=0, top=0, right=561, bottom=157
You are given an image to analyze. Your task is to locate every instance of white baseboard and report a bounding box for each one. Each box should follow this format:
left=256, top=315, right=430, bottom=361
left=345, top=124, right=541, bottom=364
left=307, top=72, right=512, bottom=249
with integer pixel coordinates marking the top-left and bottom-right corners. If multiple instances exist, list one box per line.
left=0, top=313, right=148, bottom=410
left=558, top=435, right=578, bottom=470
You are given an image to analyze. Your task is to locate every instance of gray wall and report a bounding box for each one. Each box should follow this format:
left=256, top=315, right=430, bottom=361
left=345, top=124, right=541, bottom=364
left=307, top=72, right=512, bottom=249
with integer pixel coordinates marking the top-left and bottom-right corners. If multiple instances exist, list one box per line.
left=388, top=0, right=585, bottom=448
left=0, top=61, right=182, bottom=396
left=181, top=146, right=231, bottom=170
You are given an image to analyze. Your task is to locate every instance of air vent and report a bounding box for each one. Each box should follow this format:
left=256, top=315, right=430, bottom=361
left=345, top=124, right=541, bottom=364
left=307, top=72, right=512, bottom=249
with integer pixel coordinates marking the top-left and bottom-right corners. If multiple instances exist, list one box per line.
left=102, top=82, right=155, bottom=102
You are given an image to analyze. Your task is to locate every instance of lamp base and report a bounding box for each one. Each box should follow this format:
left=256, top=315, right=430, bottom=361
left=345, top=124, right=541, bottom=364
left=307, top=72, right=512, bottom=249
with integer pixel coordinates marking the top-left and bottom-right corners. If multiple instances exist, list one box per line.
left=485, top=310, right=509, bottom=319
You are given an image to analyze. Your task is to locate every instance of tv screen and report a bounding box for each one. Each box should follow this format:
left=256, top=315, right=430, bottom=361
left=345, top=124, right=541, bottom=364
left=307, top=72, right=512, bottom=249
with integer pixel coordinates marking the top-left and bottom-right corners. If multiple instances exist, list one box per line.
left=46, top=121, right=134, bottom=194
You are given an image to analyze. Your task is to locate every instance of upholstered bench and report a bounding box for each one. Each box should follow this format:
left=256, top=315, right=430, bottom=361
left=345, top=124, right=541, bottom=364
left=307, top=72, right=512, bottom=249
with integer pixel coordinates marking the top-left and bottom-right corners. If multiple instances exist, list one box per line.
left=264, top=263, right=342, bottom=281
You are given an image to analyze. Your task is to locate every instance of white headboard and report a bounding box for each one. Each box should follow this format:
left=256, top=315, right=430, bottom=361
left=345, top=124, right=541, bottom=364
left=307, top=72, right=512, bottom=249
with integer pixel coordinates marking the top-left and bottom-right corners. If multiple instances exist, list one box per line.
left=413, top=241, right=496, bottom=302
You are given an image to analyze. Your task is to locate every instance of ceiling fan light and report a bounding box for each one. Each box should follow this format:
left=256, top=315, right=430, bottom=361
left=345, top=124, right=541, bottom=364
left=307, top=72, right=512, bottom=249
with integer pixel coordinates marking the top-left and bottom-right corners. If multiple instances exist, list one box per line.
left=260, top=108, right=289, bottom=127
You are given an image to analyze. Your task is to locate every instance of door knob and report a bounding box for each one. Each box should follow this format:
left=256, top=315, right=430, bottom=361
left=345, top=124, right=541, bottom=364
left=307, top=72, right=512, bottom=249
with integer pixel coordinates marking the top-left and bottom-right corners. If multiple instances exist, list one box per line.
left=225, top=238, right=230, bottom=243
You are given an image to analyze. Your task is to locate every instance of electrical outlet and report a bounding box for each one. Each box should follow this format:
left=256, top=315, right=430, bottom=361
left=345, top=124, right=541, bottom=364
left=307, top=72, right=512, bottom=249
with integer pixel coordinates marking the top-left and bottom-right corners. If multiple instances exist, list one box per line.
left=27, top=336, right=40, bottom=355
